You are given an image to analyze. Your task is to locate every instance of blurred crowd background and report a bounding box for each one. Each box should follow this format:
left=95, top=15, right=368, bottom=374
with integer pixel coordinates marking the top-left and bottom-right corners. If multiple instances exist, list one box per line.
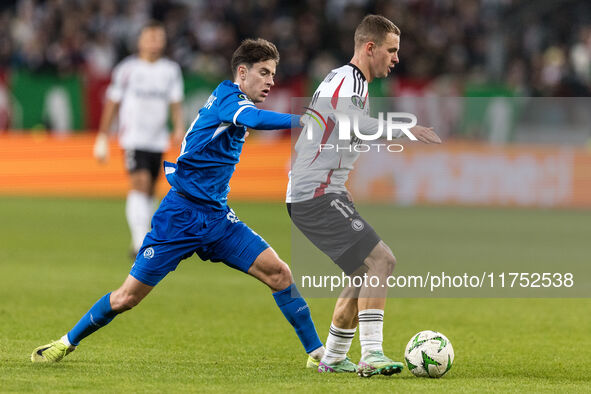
left=0, top=0, right=590, bottom=142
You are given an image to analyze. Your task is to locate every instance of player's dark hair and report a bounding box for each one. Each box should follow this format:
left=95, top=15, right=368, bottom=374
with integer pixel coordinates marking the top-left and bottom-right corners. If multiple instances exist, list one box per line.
left=231, top=38, right=280, bottom=77
left=141, top=20, right=165, bottom=33
left=354, top=15, right=400, bottom=48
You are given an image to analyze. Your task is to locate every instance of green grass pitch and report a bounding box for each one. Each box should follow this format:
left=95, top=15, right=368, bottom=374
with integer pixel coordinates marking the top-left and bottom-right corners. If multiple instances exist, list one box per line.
left=0, top=196, right=590, bottom=392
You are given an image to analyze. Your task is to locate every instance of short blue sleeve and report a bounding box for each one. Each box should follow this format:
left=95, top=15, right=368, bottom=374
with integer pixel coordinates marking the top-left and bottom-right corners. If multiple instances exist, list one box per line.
left=215, top=81, right=300, bottom=130
left=217, top=84, right=256, bottom=125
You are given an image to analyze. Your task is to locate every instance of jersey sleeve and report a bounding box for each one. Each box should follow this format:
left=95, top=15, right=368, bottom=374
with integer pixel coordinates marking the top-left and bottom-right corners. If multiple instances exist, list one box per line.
left=235, top=107, right=298, bottom=130
left=217, top=87, right=257, bottom=125
left=331, top=73, right=369, bottom=115
left=105, top=60, right=129, bottom=103
left=168, top=63, right=184, bottom=103
left=217, top=84, right=298, bottom=130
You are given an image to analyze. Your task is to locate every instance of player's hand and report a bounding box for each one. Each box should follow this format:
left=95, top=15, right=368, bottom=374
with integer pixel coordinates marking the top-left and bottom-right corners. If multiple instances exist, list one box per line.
left=93, top=133, right=109, bottom=162
left=411, top=126, right=441, bottom=144
left=298, top=114, right=306, bottom=127
left=346, top=190, right=354, bottom=202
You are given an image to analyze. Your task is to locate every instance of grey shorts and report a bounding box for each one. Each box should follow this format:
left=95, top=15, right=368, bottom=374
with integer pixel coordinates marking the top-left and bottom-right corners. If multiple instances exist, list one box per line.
left=287, top=193, right=381, bottom=275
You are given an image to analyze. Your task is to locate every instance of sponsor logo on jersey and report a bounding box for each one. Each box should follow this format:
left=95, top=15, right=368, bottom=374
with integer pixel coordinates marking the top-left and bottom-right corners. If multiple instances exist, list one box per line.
left=351, top=95, right=365, bottom=109
left=238, top=94, right=248, bottom=100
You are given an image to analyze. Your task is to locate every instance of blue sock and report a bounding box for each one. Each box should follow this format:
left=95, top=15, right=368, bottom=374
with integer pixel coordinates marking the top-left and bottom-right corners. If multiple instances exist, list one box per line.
left=67, top=293, right=119, bottom=346
left=273, top=283, right=323, bottom=353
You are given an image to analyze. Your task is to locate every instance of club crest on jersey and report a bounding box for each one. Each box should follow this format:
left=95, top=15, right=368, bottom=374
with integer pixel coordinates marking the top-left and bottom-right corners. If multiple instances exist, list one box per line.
left=351, top=219, right=364, bottom=231
left=143, top=247, right=155, bottom=259
left=351, top=95, right=365, bottom=109
left=226, top=209, right=240, bottom=224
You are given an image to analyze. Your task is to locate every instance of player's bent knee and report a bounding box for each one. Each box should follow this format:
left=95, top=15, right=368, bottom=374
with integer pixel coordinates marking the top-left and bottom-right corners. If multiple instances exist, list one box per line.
left=365, top=249, right=396, bottom=278
left=269, top=262, right=293, bottom=292
left=110, top=292, right=143, bottom=312
left=249, top=249, right=293, bottom=291
left=376, top=254, right=396, bottom=277
left=384, top=254, right=396, bottom=276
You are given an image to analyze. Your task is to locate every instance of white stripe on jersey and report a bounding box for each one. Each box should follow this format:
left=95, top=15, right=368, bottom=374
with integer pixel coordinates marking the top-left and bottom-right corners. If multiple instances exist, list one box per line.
left=232, top=104, right=255, bottom=126
left=212, top=122, right=232, bottom=140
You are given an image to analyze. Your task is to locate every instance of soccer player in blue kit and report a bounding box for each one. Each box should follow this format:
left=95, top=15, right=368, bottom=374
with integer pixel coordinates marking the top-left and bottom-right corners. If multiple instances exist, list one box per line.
left=31, top=38, right=325, bottom=366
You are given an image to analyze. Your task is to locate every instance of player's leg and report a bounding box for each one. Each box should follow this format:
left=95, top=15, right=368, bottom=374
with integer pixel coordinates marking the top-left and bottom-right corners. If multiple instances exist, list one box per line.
left=332, top=289, right=360, bottom=329
left=126, top=168, right=153, bottom=254
left=246, top=247, right=291, bottom=291
left=208, top=212, right=324, bottom=364
left=68, top=275, right=153, bottom=343
left=32, top=190, right=195, bottom=363
left=289, top=194, right=372, bottom=372
left=125, top=150, right=160, bottom=255
left=317, top=287, right=360, bottom=372
left=356, top=241, right=404, bottom=377
left=31, top=275, right=154, bottom=362
left=246, top=248, right=324, bottom=361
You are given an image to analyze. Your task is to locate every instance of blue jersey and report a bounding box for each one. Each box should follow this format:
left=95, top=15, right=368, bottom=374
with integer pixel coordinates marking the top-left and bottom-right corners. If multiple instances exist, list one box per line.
left=164, top=80, right=298, bottom=210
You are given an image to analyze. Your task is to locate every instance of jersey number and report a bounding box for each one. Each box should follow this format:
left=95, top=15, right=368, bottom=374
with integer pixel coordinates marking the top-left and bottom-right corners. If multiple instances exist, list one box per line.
left=330, top=199, right=354, bottom=218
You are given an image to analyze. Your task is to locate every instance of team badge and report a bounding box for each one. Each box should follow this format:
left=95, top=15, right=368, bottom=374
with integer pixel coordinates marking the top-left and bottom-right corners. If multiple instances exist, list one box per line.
left=143, top=247, right=155, bottom=259
left=226, top=209, right=240, bottom=223
left=351, top=219, right=364, bottom=231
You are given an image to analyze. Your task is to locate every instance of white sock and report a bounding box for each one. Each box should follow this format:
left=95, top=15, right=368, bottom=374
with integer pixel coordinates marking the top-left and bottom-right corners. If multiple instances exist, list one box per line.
left=321, top=324, right=356, bottom=364
left=126, top=190, right=152, bottom=252
left=358, top=309, right=384, bottom=358
left=60, top=334, right=74, bottom=347
left=308, top=345, right=325, bottom=361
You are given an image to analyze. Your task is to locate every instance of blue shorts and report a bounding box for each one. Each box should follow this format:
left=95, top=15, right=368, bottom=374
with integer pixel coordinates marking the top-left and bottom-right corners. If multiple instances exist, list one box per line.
left=130, top=190, right=269, bottom=286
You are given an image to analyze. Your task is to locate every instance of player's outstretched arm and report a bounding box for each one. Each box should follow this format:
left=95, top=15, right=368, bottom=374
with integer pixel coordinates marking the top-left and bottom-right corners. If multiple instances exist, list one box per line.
left=235, top=106, right=301, bottom=131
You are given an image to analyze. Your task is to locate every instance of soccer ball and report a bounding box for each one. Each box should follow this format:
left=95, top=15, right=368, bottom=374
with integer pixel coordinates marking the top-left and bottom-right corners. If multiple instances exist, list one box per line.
left=404, top=330, right=454, bottom=378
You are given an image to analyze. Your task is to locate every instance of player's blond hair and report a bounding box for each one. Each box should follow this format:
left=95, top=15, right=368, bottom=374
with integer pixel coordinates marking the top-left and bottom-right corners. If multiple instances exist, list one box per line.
left=231, top=38, right=280, bottom=77
left=354, top=15, right=400, bottom=48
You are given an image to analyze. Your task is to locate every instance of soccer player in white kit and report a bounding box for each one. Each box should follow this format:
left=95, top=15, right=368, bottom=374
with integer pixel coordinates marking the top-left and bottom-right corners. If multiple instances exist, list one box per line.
left=287, top=15, right=441, bottom=377
left=94, top=21, right=185, bottom=255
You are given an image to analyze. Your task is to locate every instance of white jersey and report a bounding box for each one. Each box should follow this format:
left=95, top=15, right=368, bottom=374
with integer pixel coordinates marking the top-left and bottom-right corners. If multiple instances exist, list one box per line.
left=106, top=56, right=184, bottom=152
left=287, top=63, right=383, bottom=203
